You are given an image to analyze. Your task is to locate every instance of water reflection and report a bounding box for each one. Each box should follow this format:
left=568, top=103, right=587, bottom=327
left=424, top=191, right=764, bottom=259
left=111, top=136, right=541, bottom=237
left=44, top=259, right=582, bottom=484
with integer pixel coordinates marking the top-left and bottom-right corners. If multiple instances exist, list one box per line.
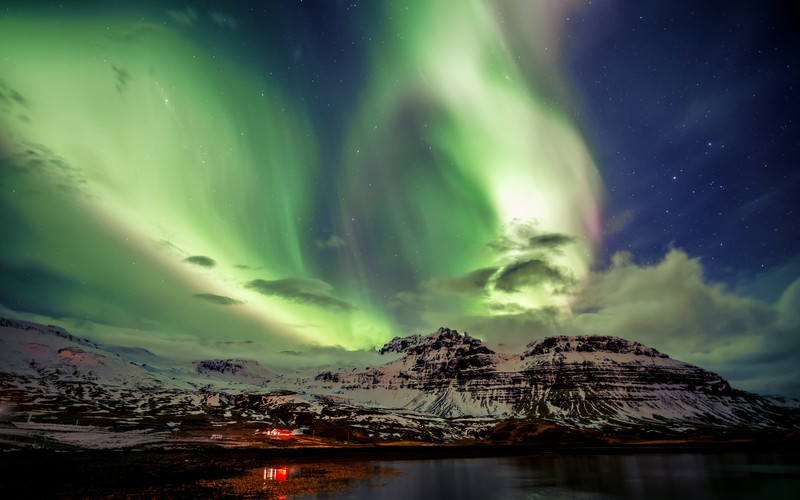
left=202, top=452, right=800, bottom=499
left=265, top=466, right=289, bottom=482
left=336, top=452, right=800, bottom=500
left=200, top=461, right=398, bottom=498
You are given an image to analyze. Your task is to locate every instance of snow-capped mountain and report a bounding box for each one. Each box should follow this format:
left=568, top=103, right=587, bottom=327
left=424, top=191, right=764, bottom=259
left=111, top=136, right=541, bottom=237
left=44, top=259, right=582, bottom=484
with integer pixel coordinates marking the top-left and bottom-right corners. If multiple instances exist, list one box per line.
left=300, top=327, right=797, bottom=432
left=1, top=319, right=797, bottom=447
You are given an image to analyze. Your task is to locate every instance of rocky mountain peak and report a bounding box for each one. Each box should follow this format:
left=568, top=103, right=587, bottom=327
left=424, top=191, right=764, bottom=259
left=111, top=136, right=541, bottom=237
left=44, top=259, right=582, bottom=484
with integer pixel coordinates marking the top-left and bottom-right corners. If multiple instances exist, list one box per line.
left=196, top=359, right=247, bottom=375
left=386, top=328, right=497, bottom=382
left=524, top=335, right=669, bottom=359
left=380, top=327, right=494, bottom=358
left=379, top=334, right=424, bottom=355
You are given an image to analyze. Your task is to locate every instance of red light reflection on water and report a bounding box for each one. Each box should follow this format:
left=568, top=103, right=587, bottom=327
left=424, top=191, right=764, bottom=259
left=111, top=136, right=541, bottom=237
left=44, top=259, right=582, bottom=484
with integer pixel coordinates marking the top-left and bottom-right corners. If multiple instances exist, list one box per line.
left=264, top=466, right=288, bottom=482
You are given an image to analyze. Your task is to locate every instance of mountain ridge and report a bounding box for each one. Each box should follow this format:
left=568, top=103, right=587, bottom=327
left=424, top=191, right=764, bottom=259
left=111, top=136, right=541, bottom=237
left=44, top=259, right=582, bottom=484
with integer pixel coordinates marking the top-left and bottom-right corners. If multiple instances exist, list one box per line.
left=1, top=318, right=797, bottom=448
left=302, top=327, right=783, bottom=430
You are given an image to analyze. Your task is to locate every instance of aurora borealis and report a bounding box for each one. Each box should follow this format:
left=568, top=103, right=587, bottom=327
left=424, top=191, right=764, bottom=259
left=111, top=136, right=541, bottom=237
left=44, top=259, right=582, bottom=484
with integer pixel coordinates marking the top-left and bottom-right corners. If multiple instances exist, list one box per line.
left=1, top=1, right=798, bottom=397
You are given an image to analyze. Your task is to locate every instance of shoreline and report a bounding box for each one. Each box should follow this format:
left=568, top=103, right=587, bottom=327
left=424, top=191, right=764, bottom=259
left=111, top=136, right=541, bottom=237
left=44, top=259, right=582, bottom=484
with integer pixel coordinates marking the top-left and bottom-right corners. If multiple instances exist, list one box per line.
left=2, top=438, right=794, bottom=459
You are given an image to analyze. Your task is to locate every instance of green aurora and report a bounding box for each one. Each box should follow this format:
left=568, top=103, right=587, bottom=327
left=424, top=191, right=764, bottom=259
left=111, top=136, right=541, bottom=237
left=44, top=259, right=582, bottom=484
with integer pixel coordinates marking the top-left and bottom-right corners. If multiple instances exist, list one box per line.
left=0, top=3, right=602, bottom=355
left=338, top=1, right=602, bottom=330
left=1, top=0, right=798, bottom=399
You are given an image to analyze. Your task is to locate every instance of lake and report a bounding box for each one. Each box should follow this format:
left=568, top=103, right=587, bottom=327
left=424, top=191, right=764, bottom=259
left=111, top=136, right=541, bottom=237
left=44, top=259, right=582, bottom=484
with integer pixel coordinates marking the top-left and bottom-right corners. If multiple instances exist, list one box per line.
left=292, top=452, right=800, bottom=499
left=3, top=448, right=798, bottom=498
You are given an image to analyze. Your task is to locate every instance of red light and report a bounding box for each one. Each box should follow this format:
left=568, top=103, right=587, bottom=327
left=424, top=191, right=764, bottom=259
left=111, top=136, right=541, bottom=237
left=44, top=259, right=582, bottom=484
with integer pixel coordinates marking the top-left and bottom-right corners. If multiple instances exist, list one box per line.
left=266, top=467, right=288, bottom=482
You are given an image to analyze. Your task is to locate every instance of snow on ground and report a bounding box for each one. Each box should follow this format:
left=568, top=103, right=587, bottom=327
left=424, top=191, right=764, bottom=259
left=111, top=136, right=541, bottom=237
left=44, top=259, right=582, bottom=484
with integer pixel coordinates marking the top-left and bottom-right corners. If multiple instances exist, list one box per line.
left=2, top=318, right=798, bottom=444
left=0, top=422, right=169, bottom=449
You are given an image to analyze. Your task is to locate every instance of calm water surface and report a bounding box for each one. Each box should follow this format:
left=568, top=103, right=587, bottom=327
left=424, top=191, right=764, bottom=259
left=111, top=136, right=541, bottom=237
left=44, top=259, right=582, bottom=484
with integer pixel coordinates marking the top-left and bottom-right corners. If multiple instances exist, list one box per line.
left=295, top=452, right=800, bottom=499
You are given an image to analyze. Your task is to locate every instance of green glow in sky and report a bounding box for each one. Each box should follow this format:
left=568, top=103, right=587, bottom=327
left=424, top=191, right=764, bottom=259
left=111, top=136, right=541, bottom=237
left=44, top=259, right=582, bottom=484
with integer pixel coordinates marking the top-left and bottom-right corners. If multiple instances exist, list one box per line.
left=340, top=0, right=602, bottom=324
left=0, top=4, right=601, bottom=355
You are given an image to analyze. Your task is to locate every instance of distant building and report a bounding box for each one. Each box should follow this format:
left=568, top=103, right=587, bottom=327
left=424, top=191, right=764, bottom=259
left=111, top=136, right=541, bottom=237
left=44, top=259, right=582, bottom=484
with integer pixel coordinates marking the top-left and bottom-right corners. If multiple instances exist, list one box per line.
left=261, top=428, right=294, bottom=439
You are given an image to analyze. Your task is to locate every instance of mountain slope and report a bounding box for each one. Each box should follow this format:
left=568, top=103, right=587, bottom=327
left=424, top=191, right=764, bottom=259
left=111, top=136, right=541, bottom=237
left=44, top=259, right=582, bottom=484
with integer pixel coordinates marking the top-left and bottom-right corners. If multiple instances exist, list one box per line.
left=301, top=328, right=797, bottom=432
left=1, top=319, right=797, bottom=447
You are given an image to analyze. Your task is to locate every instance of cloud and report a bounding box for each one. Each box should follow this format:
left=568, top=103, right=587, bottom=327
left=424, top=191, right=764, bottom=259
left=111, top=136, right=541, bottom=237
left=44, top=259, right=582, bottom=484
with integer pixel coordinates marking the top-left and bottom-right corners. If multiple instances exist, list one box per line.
left=407, top=224, right=583, bottom=341
left=274, top=343, right=387, bottom=367
left=111, top=65, right=131, bottom=93
left=167, top=8, right=198, bottom=27
left=167, top=8, right=238, bottom=31
left=192, top=293, right=242, bottom=306
left=528, top=233, right=576, bottom=250
left=429, top=266, right=497, bottom=296
left=413, top=247, right=800, bottom=397
left=431, top=225, right=578, bottom=297
left=0, top=79, right=29, bottom=109
left=777, top=278, right=800, bottom=329
left=457, top=306, right=567, bottom=345
left=568, top=249, right=799, bottom=397
left=13, top=142, right=87, bottom=195
left=572, top=249, right=775, bottom=350
left=246, top=278, right=354, bottom=312
left=210, top=11, right=239, bottom=30
left=494, top=258, right=575, bottom=293
left=604, top=208, right=635, bottom=237
left=315, top=234, right=346, bottom=250
left=487, top=221, right=575, bottom=255
left=183, top=255, right=216, bottom=268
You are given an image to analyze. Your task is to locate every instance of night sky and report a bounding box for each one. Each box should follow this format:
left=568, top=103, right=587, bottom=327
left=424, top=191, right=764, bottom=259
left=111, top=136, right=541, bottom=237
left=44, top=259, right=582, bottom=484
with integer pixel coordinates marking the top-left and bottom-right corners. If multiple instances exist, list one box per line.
left=1, top=1, right=798, bottom=397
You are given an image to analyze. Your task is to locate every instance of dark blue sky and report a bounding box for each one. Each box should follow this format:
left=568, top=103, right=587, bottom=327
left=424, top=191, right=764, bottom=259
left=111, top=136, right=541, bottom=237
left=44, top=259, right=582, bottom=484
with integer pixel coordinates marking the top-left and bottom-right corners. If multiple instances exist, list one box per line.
left=565, top=0, right=799, bottom=297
